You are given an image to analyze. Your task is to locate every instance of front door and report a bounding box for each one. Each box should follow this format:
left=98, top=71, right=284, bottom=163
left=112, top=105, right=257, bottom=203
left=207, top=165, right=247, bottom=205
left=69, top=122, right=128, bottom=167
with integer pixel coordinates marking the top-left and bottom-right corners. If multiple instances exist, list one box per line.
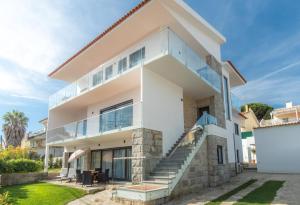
left=197, top=106, right=210, bottom=119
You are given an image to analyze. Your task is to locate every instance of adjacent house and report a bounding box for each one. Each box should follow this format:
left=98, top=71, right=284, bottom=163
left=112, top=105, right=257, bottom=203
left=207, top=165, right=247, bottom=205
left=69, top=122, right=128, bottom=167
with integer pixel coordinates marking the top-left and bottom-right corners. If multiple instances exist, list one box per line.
left=241, top=106, right=259, bottom=164
left=45, top=0, right=246, bottom=202
left=255, top=102, right=300, bottom=173
left=24, top=118, right=63, bottom=158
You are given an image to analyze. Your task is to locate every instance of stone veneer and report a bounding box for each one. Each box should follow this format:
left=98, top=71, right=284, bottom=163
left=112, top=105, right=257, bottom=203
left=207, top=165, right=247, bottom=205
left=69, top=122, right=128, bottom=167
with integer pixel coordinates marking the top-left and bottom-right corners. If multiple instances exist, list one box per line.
left=171, top=135, right=231, bottom=198
left=131, top=128, right=163, bottom=183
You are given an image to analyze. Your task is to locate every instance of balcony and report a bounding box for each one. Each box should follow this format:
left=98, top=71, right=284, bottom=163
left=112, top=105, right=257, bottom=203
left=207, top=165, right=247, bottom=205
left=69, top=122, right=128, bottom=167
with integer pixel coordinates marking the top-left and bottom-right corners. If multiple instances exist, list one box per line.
left=49, top=28, right=221, bottom=109
left=47, top=102, right=141, bottom=145
left=231, top=93, right=243, bottom=112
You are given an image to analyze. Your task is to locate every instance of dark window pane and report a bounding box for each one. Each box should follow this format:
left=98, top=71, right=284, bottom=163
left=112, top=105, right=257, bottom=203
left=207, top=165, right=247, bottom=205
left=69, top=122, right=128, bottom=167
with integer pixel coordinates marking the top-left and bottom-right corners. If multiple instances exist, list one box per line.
left=129, top=47, right=145, bottom=68
left=105, top=65, right=113, bottom=80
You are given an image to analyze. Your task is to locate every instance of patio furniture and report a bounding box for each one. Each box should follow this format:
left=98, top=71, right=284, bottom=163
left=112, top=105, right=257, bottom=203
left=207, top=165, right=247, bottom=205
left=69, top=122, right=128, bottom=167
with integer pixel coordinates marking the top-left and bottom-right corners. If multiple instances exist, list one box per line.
left=76, top=169, right=82, bottom=184
left=57, top=168, right=68, bottom=182
left=82, top=171, right=94, bottom=186
left=95, top=168, right=102, bottom=172
left=67, top=168, right=76, bottom=182
left=103, top=169, right=110, bottom=184
left=95, top=172, right=104, bottom=183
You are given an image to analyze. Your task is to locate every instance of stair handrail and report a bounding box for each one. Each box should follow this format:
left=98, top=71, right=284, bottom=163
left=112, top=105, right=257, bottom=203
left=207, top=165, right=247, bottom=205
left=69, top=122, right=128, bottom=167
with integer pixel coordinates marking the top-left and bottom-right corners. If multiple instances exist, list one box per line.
left=168, top=112, right=217, bottom=158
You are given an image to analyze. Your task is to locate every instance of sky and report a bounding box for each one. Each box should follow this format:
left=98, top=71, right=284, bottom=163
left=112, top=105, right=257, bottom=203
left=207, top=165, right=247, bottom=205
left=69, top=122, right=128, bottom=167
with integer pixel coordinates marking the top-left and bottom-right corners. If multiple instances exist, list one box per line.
left=0, top=0, right=300, bottom=134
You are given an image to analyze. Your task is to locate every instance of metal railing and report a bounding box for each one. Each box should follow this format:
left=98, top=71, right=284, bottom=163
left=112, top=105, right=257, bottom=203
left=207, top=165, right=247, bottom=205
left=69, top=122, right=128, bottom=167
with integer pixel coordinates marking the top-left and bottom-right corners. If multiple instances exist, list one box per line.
left=49, top=28, right=221, bottom=109
left=47, top=102, right=141, bottom=144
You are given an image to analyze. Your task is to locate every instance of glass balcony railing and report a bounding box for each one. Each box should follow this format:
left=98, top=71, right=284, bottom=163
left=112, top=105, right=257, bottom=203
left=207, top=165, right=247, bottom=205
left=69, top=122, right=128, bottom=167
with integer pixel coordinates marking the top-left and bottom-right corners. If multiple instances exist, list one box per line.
left=231, top=92, right=243, bottom=112
left=49, top=28, right=221, bottom=109
left=47, top=103, right=141, bottom=144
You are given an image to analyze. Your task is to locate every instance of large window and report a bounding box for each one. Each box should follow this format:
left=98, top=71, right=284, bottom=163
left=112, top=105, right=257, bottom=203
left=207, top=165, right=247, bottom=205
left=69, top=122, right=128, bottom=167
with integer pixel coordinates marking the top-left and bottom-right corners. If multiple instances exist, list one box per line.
left=118, top=57, right=127, bottom=74
left=217, top=145, right=224, bottom=164
left=129, top=47, right=145, bottom=68
left=100, top=100, right=133, bottom=132
left=223, top=76, right=231, bottom=120
left=92, top=70, right=103, bottom=86
left=91, top=150, right=101, bottom=170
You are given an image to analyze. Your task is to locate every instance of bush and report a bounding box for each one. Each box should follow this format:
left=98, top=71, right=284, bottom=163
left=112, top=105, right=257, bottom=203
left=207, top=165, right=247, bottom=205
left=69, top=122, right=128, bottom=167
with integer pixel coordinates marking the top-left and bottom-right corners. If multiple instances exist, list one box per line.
left=0, top=159, right=43, bottom=174
left=0, top=192, right=11, bottom=205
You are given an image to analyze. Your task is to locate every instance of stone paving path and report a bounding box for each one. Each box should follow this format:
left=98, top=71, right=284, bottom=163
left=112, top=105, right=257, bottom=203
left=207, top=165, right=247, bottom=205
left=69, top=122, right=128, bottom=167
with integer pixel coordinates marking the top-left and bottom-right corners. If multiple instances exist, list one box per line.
left=66, top=171, right=300, bottom=205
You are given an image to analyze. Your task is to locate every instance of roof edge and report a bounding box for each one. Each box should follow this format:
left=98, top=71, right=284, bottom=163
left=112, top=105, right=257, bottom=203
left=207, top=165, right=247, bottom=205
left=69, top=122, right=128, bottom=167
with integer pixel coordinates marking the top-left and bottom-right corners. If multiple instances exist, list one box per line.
left=48, top=0, right=152, bottom=77
left=226, top=60, right=247, bottom=83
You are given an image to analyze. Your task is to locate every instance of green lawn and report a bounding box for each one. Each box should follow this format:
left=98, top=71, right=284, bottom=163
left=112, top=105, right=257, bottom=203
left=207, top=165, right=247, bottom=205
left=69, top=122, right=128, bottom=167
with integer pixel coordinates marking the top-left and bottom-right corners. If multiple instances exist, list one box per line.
left=48, top=168, right=61, bottom=173
left=206, top=179, right=257, bottom=205
left=234, top=180, right=284, bottom=205
left=0, top=182, right=85, bottom=205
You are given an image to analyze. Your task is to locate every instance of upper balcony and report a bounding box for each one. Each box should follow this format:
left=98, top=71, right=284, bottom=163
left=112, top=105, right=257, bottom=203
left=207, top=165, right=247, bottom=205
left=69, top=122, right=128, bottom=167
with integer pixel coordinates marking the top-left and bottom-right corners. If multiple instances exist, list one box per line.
left=49, top=28, right=222, bottom=110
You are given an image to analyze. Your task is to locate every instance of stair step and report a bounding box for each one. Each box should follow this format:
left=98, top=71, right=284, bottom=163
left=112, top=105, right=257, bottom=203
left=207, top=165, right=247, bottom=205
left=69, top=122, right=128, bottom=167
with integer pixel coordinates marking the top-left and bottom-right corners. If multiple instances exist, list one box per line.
left=143, top=179, right=172, bottom=185
left=150, top=171, right=177, bottom=176
left=147, top=175, right=175, bottom=180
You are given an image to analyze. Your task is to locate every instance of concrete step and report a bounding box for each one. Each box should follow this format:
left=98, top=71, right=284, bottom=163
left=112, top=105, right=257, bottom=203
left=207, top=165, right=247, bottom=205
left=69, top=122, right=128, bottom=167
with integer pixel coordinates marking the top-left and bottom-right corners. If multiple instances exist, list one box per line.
left=143, top=179, right=172, bottom=185
left=150, top=171, right=177, bottom=176
left=147, top=175, right=175, bottom=181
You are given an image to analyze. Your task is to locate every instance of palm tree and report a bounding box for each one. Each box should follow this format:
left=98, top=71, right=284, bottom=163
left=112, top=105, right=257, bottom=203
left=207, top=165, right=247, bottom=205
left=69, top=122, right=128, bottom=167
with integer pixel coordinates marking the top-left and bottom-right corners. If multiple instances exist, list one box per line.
left=2, top=110, right=29, bottom=148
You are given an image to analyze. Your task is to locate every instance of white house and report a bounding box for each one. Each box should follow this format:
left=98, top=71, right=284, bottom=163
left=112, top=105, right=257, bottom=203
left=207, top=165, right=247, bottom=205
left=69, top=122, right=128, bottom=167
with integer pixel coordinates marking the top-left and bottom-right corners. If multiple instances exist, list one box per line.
left=45, top=0, right=246, bottom=203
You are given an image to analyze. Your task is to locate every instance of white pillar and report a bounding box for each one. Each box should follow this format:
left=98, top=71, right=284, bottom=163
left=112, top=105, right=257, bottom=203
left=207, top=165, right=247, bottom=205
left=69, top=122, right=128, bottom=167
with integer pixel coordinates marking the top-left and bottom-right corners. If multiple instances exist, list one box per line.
left=44, top=145, right=49, bottom=172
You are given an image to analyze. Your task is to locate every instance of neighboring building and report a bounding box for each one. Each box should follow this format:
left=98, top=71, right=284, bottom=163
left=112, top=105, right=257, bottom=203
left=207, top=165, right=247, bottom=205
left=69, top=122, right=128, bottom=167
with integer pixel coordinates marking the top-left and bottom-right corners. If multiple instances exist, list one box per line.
left=25, top=118, right=63, bottom=158
left=45, top=0, right=246, bottom=202
left=241, top=106, right=259, bottom=164
left=255, top=102, right=300, bottom=173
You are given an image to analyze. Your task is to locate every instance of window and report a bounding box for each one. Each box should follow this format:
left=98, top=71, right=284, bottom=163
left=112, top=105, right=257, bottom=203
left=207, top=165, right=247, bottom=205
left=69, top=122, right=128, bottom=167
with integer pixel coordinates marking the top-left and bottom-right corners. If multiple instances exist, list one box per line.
left=92, top=70, right=103, bottom=86
left=91, top=150, right=101, bottom=170
left=100, top=100, right=133, bottom=132
left=217, top=145, right=224, bottom=164
left=118, top=57, right=127, bottom=74
left=105, top=65, right=113, bottom=80
left=236, top=150, right=240, bottom=163
left=234, top=123, right=239, bottom=135
left=223, top=76, right=231, bottom=120
left=129, top=47, right=145, bottom=68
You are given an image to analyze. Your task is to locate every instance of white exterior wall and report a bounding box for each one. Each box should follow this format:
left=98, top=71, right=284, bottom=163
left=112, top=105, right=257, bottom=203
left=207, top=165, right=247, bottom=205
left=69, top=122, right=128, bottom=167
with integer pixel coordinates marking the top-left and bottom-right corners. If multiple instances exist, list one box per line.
left=254, top=124, right=300, bottom=173
left=142, top=69, right=184, bottom=155
left=242, top=136, right=256, bottom=163
left=86, top=87, right=141, bottom=136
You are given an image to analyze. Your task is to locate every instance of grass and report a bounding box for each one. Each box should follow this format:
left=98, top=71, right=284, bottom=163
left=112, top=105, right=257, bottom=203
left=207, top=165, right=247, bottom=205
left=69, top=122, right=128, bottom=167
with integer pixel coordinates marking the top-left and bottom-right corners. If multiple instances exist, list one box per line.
left=206, top=179, right=257, bottom=205
left=48, top=168, right=61, bottom=173
left=234, top=180, right=284, bottom=205
left=0, top=182, right=85, bottom=205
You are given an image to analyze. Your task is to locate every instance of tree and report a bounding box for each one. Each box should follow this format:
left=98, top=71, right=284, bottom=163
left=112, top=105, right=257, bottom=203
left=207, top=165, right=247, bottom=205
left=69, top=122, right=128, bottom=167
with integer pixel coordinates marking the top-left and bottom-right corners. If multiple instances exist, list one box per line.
left=2, top=110, right=29, bottom=148
left=242, top=103, right=273, bottom=121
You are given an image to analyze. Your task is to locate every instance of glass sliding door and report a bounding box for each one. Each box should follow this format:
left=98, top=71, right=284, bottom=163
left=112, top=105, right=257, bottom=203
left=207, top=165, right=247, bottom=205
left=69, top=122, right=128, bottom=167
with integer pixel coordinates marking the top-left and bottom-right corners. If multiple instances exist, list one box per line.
left=102, top=150, right=113, bottom=178
left=126, top=148, right=132, bottom=180
left=91, top=150, right=101, bottom=170
left=100, top=100, right=133, bottom=133
left=113, top=149, right=126, bottom=179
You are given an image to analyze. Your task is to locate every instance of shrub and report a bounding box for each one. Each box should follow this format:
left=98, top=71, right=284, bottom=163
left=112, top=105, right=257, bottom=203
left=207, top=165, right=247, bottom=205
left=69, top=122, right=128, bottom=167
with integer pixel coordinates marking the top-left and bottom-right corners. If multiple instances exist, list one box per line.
left=0, top=159, right=42, bottom=174
left=0, top=192, right=11, bottom=205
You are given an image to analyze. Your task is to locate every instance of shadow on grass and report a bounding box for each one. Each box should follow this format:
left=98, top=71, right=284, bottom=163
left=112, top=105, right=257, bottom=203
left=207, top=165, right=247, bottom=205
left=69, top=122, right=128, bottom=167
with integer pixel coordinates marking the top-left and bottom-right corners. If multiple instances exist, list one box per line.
left=234, top=180, right=284, bottom=205
left=206, top=179, right=257, bottom=205
left=0, top=182, right=33, bottom=205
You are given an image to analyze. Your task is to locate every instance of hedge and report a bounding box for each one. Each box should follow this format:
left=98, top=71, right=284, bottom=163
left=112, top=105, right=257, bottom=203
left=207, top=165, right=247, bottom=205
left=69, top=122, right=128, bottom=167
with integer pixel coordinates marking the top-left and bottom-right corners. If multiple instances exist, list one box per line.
left=0, top=159, right=43, bottom=174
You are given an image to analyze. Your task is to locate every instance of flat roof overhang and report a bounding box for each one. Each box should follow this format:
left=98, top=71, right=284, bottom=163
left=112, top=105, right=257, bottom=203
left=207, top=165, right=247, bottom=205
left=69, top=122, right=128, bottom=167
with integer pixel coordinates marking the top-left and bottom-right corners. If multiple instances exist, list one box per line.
left=145, top=55, right=219, bottom=99
left=49, top=0, right=225, bottom=82
left=47, top=128, right=133, bottom=147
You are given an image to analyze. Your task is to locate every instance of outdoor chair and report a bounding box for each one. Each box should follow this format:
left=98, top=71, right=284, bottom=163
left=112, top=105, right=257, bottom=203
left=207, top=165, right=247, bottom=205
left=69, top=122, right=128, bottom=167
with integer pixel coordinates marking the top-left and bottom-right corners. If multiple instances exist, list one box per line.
left=82, top=171, right=94, bottom=187
left=67, top=168, right=76, bottom=182
left=57, top=168, right=69, bottom=182
left=75, top=169, right=82, bottom=184
left=103, top=169, right=109, bottom=184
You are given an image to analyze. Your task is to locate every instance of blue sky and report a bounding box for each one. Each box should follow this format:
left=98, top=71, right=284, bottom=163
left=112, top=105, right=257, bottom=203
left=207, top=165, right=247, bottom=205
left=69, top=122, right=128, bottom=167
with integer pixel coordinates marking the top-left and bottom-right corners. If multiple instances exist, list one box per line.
left=0, top=0, right=300, bottom=134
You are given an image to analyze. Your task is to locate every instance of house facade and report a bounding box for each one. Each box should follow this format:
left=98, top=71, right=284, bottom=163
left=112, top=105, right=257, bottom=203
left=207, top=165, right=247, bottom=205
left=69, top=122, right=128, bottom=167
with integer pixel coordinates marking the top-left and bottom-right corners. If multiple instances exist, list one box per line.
left=25, top=118, right=63, bottom=158
left=45, top=0, right=246, bottom=198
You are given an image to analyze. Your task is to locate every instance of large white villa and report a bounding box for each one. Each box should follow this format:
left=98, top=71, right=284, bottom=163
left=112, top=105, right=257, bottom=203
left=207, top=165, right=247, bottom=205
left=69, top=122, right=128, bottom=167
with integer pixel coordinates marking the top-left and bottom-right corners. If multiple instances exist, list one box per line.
left=45, top=0, right=246, bottom=203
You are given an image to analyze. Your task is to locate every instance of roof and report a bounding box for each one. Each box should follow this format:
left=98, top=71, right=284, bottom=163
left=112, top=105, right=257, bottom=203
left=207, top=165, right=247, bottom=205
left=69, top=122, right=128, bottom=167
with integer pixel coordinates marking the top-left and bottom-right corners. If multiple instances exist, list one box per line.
left=226, top=60, right=247, bottom=83
left=255, top=121, right=300, bottom=129
left=239, top=112, right=248, bottom=119
left=48, top=0, right=151, bottom=77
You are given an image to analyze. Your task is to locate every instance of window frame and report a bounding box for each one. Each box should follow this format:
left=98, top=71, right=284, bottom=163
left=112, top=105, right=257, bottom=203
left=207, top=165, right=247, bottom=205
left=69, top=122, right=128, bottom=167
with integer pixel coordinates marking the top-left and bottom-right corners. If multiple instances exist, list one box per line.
left=217, top=145, right=224, bottom=165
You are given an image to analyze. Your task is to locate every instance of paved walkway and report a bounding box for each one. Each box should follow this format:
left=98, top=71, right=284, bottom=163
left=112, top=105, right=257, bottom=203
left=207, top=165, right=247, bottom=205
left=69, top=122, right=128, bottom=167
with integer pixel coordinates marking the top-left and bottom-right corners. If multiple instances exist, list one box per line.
left=66, top=171, right=300, bottom=205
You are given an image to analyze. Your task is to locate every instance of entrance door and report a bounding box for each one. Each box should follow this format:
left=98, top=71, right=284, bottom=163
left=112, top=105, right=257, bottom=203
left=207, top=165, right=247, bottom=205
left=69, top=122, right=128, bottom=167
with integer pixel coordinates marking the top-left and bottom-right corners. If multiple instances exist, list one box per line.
left=197, top=106, right=209, bottom=119
left=102, top=150, right=113, bottom=177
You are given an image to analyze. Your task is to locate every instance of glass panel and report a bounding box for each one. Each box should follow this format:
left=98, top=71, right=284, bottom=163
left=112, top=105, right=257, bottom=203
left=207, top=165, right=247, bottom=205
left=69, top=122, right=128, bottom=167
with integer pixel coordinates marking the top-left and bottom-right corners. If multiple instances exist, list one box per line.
left=102, top=150, right=113, bottom=177
left=113, top=149, right=126, bottom=179
left=129, top=47, right=145, bottom=68
left=92, top=70, right=103, bottom=86
left=91, top=150, right=101, bottom=170
left=105, top=65, right=113, bottom=80
left=115, top=104, right=133, bottom=129
left=118, top=57, right=127, bottom=74
left=76, top=156, right=84, bottom=170
left=76, top=120, right=87, bottom=137
left=100, top=110, right=116, bottom=132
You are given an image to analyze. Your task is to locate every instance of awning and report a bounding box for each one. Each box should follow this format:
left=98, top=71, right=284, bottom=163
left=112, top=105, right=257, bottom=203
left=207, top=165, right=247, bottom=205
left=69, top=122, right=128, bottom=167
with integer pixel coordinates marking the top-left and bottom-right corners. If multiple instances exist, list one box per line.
left=68, top=149, right=88, bottom=163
